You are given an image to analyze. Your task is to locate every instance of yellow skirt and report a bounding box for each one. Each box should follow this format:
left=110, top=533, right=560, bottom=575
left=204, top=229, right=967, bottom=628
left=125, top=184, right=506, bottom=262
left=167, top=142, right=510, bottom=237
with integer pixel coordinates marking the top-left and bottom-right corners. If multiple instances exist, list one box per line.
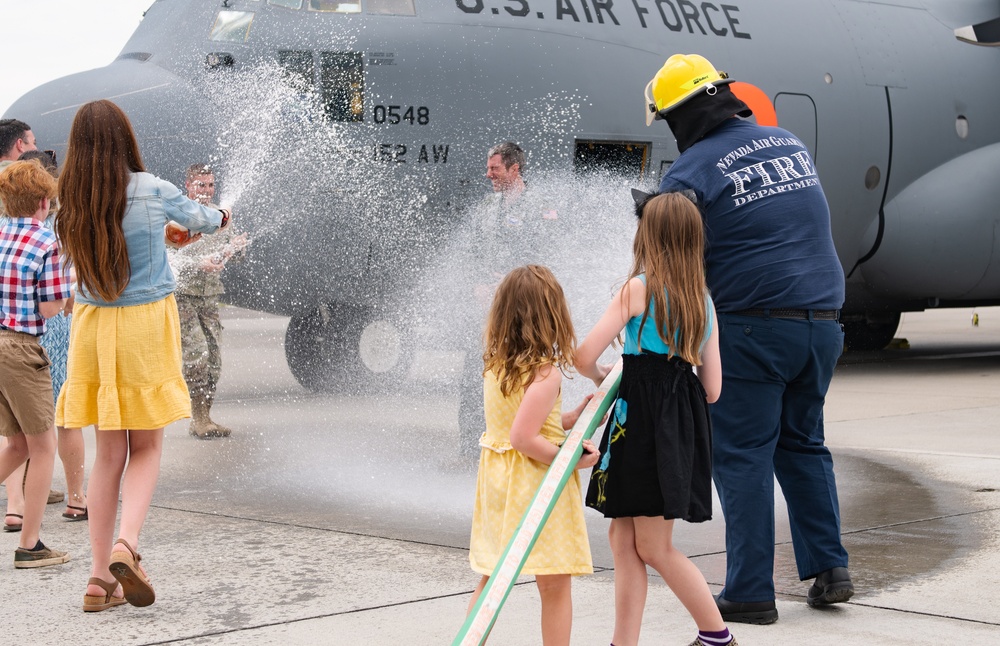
left=56, top=294, right=191, bottom=430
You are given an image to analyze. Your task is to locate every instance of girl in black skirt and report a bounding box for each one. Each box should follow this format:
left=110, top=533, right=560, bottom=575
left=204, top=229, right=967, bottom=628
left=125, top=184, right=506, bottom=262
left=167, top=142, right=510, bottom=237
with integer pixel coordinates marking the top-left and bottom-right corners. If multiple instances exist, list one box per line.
left=575, top=192, right=736, bottom=646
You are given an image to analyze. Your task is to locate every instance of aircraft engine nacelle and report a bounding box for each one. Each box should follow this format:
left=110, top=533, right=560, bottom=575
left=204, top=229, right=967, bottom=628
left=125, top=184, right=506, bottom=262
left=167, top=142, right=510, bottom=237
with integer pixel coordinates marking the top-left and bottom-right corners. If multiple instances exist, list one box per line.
left=861, top=142, right=1000, bottom=302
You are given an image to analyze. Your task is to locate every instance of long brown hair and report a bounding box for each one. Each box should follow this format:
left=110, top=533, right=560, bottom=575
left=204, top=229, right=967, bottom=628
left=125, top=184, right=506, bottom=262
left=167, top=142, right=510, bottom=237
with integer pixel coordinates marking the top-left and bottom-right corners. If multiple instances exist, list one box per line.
left=56, top=100, right=145, bottom=302
left=629, top=192, right=707, bottom=365
left=483, top=265, right=577, bottom=397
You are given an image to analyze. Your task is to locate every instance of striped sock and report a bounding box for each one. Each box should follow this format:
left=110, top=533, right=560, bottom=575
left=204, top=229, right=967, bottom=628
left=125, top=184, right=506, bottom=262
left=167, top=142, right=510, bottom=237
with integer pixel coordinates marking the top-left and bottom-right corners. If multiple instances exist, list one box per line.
left=698, top=627, right=733, bottom=645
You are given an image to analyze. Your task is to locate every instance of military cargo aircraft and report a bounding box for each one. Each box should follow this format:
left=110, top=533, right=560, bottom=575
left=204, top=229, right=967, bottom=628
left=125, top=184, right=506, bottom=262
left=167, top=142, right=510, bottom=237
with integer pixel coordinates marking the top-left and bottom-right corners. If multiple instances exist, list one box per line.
left=6, top=0, right=1000, bottom=391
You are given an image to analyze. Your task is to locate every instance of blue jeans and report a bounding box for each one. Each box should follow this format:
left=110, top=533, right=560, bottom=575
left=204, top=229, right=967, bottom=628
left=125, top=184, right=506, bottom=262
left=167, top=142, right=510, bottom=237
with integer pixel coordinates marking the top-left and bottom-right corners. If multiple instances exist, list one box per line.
left=712, top=313, right=849, bottom=603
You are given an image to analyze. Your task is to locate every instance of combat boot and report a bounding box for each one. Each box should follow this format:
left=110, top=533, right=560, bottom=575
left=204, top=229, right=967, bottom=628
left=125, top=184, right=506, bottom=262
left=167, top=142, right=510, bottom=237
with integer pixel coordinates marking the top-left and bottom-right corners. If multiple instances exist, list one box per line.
left=203, top=392, right=232, bottom=438
left=189, top=395, right=217, bottom=439
left=207, top=418, right=232, bottom=437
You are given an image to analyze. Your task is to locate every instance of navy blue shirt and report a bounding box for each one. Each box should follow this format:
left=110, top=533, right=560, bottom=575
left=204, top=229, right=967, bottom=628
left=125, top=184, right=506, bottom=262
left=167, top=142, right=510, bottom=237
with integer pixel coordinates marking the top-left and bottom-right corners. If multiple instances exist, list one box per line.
left=659, top=119, right=845, bottom=312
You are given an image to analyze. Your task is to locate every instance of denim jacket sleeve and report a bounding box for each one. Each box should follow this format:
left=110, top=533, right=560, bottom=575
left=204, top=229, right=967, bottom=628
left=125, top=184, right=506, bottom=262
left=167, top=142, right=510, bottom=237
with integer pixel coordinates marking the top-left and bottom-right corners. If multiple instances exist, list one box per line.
left=158, top=178, right=223, bottom=234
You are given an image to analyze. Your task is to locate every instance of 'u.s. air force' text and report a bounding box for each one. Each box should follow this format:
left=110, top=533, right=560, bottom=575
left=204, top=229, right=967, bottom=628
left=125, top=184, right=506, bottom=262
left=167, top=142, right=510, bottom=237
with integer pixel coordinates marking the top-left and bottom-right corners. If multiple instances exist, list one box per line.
left=455, top=0, right=750, bottom=38
left=718, top=137, right=819, bottom=207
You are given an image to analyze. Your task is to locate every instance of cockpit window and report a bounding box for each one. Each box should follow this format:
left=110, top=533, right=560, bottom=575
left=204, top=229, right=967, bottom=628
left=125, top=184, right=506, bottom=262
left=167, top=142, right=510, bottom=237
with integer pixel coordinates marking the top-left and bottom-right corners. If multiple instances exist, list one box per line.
left=309, top=1, right=361, bottom=12
left=209, top=11, right=254, bottom=43
left=269, top=0, right=304, bottom=9
left=366, top=0, right=415, bottom=15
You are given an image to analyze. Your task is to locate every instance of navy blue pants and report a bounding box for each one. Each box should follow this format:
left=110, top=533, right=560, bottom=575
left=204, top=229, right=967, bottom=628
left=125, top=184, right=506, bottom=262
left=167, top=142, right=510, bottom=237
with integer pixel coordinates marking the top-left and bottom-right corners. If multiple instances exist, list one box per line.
left=712, top=313, right=849, bottom=603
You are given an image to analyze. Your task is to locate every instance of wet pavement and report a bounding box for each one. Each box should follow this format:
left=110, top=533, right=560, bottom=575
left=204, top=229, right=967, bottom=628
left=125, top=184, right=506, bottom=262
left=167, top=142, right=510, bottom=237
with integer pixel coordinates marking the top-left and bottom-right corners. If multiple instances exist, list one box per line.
left=3, top=306, right=999, bottom=645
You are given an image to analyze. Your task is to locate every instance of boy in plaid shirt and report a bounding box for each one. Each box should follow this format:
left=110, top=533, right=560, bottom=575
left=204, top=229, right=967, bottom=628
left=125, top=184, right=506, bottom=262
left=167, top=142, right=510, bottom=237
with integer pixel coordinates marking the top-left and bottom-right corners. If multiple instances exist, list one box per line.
left=0, top=159, right=72, bottom=568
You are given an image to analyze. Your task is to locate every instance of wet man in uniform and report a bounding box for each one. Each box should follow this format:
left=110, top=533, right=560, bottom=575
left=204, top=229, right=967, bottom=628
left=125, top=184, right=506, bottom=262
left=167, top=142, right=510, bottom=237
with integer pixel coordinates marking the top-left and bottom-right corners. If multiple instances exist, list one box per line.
left=485, top=141, right=526, bottom=206
left=458, top=142, right=556, bottom=458
left=475, top=142, right=551, bottom=281
left=647, top=55, right=853, bottom=624
left=170, top=164, right=247, bottom=439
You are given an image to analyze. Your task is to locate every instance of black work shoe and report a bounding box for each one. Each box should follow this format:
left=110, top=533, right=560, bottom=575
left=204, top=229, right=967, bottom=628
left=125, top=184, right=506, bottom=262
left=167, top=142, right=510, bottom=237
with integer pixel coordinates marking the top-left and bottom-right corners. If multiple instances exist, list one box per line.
left=807, top=567, right=855, bottom=606
left=714, top=593, right=778, bottom=625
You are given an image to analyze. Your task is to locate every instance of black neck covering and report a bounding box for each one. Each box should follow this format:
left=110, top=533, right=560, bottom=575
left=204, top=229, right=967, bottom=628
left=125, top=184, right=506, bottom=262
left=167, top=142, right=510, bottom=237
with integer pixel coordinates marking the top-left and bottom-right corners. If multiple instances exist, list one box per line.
left=664, top=84, right=752, bottom=153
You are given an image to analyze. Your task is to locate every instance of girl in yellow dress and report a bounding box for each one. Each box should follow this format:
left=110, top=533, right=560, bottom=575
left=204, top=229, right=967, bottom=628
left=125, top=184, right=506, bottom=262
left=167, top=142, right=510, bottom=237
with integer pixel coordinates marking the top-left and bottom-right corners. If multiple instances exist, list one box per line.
left=467, top=264, right=600, bottom=646
left=55, top=100, right=230, bottom=612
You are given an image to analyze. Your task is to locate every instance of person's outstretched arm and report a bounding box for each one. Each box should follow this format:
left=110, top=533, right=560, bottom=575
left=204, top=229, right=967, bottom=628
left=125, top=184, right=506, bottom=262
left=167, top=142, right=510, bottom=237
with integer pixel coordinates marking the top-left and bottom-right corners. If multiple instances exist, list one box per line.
left=575, top=276, right=645, bottom=387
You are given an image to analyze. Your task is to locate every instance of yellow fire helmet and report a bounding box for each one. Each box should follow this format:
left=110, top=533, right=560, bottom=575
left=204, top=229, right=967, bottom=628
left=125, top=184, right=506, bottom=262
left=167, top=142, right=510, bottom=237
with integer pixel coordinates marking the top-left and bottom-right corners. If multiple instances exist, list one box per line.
left=644, top=54, right=734, bottom=126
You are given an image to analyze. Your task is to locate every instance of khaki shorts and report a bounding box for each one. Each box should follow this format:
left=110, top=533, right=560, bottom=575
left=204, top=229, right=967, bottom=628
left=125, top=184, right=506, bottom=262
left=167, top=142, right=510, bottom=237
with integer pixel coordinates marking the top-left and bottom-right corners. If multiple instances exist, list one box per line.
left=0, top=330, right=55, bottom=437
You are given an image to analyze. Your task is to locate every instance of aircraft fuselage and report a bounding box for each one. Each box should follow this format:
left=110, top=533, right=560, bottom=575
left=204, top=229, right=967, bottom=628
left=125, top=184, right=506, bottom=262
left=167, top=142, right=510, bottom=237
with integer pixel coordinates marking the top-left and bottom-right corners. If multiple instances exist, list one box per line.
left=7, top=0, right=1000, bottom=369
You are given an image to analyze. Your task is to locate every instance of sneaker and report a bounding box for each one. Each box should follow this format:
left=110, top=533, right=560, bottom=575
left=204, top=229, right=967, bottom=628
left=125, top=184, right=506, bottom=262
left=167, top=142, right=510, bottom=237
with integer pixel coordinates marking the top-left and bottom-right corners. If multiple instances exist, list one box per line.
left=688, top=639, right=740, bottom=646
left=807, top=567, right=854, bottom=606
left=14, top=544, right=70, bottom=569
left=47, top=489, right=65, bottom=505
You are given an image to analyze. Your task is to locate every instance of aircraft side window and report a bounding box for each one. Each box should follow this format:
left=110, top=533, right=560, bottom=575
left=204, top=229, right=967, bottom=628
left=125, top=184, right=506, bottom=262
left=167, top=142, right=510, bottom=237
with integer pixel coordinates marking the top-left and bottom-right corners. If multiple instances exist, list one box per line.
left=210, top=11, right=255, bottom=43
left=321, top=52, right=364, bottom=122
left=309, top=1, right=362, bottom=11
left=269, top=0, right=304, bottom=9
left=574, top=140, right=650, bottom=180
left=279, top=50, right=315, bottom=92
left=366, top=0, right=416, bottom=15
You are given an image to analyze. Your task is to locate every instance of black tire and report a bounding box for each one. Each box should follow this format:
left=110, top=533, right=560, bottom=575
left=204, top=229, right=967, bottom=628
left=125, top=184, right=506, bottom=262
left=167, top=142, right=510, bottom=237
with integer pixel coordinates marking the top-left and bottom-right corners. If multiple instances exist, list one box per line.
left=843, top=312, right=901, bottom=352
left=284, top=305, right=360, bottom=392
left=284, top=304, right=410, bottom=392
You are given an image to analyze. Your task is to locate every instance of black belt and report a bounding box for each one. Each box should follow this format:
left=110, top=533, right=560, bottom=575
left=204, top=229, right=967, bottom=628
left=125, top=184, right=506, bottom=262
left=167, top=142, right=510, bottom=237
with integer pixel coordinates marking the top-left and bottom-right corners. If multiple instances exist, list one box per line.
left=732, top=308, right=839, bottom=321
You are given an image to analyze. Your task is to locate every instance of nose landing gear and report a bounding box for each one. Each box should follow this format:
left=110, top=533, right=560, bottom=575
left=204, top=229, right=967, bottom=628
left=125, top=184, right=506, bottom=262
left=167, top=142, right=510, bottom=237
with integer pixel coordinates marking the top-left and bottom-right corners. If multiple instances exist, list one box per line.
left=284, top=303, right=408, bottom=392
left=843, top=311, right=901, bottom=352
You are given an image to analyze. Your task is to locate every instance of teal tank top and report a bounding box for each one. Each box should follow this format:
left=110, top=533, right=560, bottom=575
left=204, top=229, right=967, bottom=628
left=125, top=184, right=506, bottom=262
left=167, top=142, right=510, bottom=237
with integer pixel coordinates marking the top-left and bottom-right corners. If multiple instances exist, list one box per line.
left=624, top=275, right=714, bottom=355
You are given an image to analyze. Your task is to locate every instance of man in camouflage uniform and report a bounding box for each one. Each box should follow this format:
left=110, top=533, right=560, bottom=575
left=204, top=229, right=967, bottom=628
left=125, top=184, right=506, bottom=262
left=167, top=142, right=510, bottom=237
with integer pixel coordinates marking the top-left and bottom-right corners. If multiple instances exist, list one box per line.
left=171, top=164, right=247, bottom=439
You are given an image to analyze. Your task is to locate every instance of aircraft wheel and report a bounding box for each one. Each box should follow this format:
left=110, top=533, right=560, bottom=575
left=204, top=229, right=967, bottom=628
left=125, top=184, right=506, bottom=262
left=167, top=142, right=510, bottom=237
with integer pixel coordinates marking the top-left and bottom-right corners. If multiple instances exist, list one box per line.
left=843, top=311, right=901, bottom=352
left=284, top=305, right=409, bottom=392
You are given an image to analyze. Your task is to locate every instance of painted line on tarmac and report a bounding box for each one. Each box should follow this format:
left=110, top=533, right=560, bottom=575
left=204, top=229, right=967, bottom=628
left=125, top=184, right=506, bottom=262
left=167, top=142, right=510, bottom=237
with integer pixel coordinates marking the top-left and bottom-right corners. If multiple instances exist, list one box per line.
left=820, top=600, right=1000, bottom=627
left=905, top=350, right=1000, bottom=361
left=761, top=506, right=1000, bottom=542
left=837, top=446, right=1000, bottom=460
left=150, top=502, right=470, bottom=552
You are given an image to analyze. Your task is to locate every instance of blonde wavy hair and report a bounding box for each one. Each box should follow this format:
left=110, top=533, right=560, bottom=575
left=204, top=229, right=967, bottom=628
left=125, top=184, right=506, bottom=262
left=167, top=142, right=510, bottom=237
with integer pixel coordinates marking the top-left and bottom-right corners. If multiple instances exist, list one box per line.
left=482, top=265, right=577, bottom=397
left=629, top=192, right=708, bottom=365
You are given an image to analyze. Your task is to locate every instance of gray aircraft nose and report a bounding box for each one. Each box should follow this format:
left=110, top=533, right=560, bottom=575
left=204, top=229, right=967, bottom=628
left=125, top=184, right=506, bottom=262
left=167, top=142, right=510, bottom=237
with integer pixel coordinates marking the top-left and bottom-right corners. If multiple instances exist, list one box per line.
left=4, top=59, right=216, bottom=174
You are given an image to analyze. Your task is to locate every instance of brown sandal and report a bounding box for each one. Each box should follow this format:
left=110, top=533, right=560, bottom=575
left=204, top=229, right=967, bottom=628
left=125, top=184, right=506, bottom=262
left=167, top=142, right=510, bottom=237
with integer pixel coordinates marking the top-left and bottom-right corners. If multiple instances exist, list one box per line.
left=3, top=513, right=22, bottom=533
left=108, top=539, right=155, bottom=607
left=83, top=577, right=127, bottom=612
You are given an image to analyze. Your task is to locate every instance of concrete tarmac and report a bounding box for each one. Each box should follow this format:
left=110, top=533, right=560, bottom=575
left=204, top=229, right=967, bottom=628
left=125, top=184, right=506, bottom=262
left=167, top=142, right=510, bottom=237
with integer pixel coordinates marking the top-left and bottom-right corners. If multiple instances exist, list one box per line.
left=3, top=306, right=999, bottom=645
